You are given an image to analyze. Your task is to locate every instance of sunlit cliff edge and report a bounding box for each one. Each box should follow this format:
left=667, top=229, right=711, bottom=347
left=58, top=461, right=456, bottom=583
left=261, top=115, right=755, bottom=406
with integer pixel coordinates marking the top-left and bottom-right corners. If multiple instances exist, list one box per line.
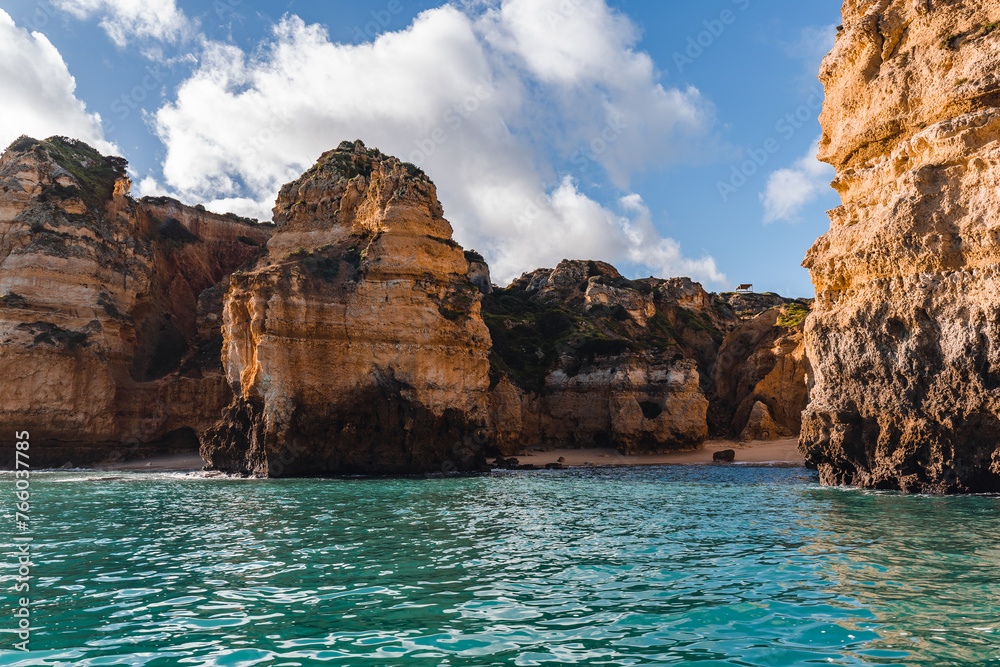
left=801, top=0, right=1000, bottom=492
left=0, top=136, right=808, bottom=475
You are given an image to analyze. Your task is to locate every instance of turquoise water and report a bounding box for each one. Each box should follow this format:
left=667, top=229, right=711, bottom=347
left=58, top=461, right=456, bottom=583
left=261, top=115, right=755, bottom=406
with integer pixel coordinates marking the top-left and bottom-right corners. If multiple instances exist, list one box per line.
left=1, top=465, right=999, bottom=666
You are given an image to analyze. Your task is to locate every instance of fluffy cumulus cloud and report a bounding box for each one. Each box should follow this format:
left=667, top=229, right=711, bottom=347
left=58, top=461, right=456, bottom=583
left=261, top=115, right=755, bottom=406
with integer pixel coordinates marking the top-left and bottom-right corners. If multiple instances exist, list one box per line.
left=148, top=0, right=724, bottom=285
left=760, top=138, right=834, bottom=223
left=475, top=0, right=708, bottom=190
left=52, top=0, right=194, bottom=46
left=0, top=9, right=116, bottom=154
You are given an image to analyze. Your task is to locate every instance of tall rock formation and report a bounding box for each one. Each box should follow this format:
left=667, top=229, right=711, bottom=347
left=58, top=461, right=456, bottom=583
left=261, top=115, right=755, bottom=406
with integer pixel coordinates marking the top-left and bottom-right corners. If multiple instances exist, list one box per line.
left=0, top=137, right=814, bottom=472
left=201, top=141, right=492, bottom=476
left=711, top=303, right=810, bottom=440
left=801, top=1, right=1000, bottom=492
left=0, top=136, right=271, bottom=467
left=484, top=262, right=715, bottom=455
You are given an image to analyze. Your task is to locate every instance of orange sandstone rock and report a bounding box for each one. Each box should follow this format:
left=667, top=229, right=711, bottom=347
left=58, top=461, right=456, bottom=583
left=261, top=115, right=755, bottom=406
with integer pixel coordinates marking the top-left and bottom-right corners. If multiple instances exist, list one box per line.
left=482, top=262, right=719, bottom=455
left=711, top=305, right=809, bottom=440
left=802, top=0, right=1000, bottom=492
left=0, top=137, right=813, bottom=471
left=201, top=141, right=492, bottom=475
left=0, top=136, right=272, bottom=467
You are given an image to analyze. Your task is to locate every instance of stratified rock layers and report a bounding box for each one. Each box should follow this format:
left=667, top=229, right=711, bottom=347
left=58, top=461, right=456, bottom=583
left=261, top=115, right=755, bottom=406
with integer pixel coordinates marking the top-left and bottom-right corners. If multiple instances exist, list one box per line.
left=801, top=0, right=1000, bottom=492
left=0, top=137, right=272, bottom=466
left=0, top=138, right=814, bottom=473
left=482, top=262, right=713, bottom=455
left=201, top=142, right=492, bottom=476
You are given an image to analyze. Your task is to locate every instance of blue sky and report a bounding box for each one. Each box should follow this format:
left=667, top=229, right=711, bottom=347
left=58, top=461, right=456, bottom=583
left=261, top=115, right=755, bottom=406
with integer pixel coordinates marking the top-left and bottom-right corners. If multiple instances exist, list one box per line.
left=0, top=0, right=842, bottom=296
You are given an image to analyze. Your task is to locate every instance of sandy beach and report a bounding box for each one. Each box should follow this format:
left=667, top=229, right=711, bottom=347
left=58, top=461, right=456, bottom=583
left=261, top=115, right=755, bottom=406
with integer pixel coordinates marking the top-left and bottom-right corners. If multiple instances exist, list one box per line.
left=516, top=438, right=804, bottom=467
left=93, top=452, right=207, bottom=472
left=88, top=438, right=803, bottom=472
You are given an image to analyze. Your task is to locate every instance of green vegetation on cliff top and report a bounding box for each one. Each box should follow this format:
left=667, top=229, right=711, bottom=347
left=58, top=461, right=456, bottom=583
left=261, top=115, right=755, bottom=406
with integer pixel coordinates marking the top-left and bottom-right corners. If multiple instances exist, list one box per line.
left=481, top=282, right=689, bottom=392
left=7, top=136, right=128, bottom=214
left=303, top=140, right=427, bottom=183
left=776, top=302, right=810, bottom=328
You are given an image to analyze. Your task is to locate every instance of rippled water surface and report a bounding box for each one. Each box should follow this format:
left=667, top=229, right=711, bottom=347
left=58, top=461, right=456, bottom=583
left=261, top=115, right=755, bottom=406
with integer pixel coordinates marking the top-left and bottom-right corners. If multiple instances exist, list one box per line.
left=2, top=465, right=1000, bottom=665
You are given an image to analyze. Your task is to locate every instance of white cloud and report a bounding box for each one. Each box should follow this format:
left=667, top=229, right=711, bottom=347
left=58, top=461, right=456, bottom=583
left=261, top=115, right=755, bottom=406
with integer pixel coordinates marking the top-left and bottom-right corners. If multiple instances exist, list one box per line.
left=149, top=2, right=724, bottom=285
left=618, top=194, right=724, bottom=282
left=760, top=137, right=833, bottom=223
left=134, top=176, right=164, bottom=197
left=477, top=0, right=639, bottom=85
left=0, top=9, right=116, bottom=155
left=53, top=0, right=194, bottom=46
left=476, top=0, right=710, bottom=190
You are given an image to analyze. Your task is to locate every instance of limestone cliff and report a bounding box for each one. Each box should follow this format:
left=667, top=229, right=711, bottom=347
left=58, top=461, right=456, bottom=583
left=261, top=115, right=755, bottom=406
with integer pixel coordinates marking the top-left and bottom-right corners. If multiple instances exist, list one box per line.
left=710, top=303, right=810, bottom=440
left=201, top=141, right=492, bottom=476
left=484, top=262, right=715, bottom=454
left=482, top=261, right=810, bottom=454
left=802, top=1, right=1000, bottom=492
left=0, top=136, right=272, bottom=467
left=0, top=137, right=813, bottom=472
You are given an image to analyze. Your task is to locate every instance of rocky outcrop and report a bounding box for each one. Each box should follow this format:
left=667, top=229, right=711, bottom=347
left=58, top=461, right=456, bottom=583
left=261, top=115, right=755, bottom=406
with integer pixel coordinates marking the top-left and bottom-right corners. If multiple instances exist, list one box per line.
left=710, top=303, right=810, bottom=439
left=720, top=291, right=790, bottom=320
left=801, top=1, right=1000, bottom=492
left=740, top=401, right=782, bottom=442
left=485, top=261, right=735, bottom=455
left=508, top=353, right=709, bottom=455
left=0, top=136, right=272, bottom=467
left=201, top=141, right=492, bottom=476
left=482, top=261, right=815, bottom=455
left=465, top=250, right=493, bottom=295
left=0, top=137, right=815, bottom=472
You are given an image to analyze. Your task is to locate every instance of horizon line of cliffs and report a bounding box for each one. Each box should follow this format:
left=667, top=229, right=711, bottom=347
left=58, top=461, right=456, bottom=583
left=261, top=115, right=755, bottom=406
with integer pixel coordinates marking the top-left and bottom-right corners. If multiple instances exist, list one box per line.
left=0, top=136, right=810, bottom=475
left=7, top=0, right=1000, bottom=493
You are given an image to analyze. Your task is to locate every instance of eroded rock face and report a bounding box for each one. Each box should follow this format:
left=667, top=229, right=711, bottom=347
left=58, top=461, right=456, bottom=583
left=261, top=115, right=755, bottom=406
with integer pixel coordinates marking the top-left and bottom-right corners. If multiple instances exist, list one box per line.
left=0, top=137, right=815, bottom=471
left=801, top=1, right=1000, bottom=492
left=483, top=260, right=816, bottom=455
left=201, top=141, right=492, bottom=476
left=483, top=260, right=724, bottom=454
left=465, top=250, right=493, bottom=295
left=740, top=401, right=782, bottom=442
left=711, top=305, right=810, bottom=440
left=507, top=355, right=709, bottom=455
left=0, top=137, right=272, bottom=467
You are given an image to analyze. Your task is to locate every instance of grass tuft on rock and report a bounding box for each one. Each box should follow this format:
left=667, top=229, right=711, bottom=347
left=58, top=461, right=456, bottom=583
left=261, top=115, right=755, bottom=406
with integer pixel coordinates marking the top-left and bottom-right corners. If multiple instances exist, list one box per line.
left=776, top=302, right=811, bottom=328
